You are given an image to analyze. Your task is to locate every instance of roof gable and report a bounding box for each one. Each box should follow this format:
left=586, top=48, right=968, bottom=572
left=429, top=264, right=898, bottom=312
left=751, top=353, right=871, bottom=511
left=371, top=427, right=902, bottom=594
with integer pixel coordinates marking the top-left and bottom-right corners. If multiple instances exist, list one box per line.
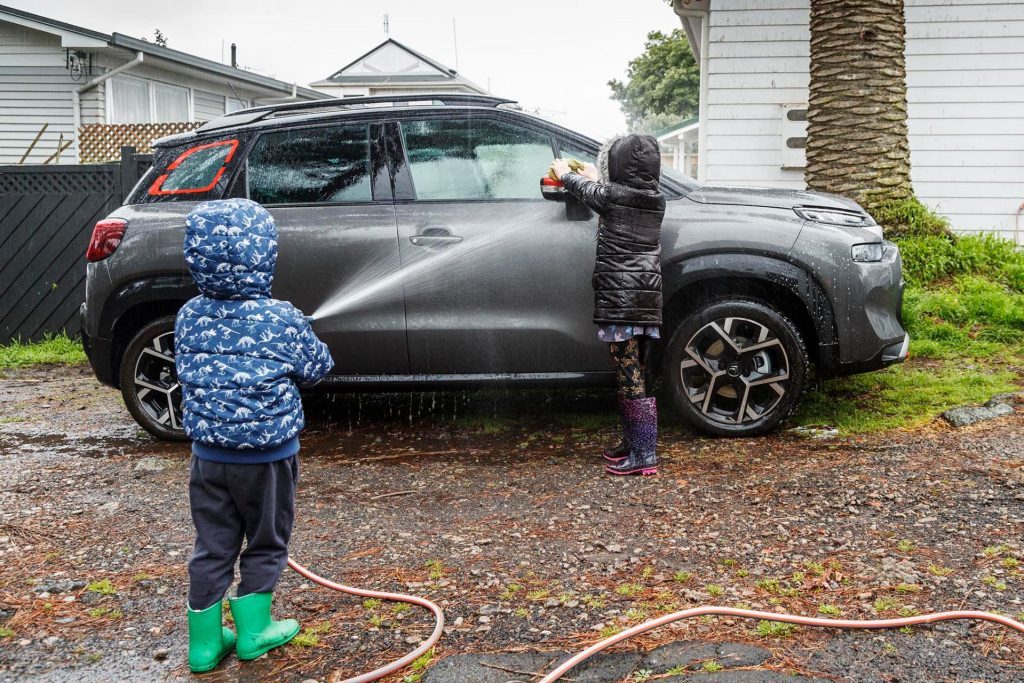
left=327, top=39, right=455, bottom=82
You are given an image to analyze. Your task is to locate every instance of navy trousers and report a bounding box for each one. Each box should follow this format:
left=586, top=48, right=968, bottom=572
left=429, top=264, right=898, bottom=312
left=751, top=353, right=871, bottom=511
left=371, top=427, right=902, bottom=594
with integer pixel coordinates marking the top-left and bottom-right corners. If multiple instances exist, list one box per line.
left=187, top=455, right=298, bottom=610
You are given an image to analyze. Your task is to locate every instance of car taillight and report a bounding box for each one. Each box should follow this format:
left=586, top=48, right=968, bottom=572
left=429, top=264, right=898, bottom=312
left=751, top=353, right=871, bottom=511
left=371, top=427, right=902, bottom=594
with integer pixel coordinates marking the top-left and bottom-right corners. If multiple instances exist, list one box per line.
left=86, top=218, right=127, bottom=262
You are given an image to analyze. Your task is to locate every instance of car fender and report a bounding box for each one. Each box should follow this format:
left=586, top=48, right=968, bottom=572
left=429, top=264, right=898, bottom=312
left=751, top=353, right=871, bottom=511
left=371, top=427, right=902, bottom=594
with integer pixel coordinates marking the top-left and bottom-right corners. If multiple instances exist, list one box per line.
left=99, top=274, right=198, bottom=336
left=662, top=252, right=839, bottom=373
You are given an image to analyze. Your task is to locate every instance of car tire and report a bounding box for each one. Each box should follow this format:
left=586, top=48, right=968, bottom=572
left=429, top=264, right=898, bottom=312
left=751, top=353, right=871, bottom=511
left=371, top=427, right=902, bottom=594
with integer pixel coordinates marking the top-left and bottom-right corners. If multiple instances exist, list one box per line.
left=118, top=316, right=187, bottom=442
left=663, top=298, right=808, bottom=437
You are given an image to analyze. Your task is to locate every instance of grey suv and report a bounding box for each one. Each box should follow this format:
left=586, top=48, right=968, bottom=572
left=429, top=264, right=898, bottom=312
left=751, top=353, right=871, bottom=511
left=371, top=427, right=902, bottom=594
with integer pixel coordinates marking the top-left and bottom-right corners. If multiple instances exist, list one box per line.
left=80, top=94, right=908, bottom=441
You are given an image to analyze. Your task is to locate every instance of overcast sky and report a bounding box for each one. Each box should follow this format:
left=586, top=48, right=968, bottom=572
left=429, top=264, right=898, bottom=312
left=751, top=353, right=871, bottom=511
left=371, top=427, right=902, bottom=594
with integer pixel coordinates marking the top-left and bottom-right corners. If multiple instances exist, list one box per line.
left=18, top=0, right=681, bottom=139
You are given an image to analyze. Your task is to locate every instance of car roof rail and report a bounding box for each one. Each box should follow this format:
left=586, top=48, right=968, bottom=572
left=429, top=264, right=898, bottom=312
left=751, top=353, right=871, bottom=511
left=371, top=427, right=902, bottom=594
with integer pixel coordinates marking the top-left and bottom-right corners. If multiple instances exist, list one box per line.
left=197, top=93, right=518, bottom=132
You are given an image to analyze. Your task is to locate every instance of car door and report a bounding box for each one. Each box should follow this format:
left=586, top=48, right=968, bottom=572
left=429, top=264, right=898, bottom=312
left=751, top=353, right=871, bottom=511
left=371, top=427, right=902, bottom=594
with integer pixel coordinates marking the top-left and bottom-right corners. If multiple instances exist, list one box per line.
left=241, top=121, right=407, bottom=374
left=388, top=113, right=607, bottom=375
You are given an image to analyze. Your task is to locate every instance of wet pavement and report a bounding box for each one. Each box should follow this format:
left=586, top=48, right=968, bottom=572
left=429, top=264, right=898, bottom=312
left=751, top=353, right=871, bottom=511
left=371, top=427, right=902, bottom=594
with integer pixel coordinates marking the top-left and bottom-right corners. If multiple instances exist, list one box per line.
left=1, top=364, right=1023, bottom=682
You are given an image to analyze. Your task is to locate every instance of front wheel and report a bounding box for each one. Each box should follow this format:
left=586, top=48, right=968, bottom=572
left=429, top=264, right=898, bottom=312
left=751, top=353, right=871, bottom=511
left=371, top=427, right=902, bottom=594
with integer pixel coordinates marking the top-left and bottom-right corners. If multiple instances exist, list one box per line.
left=663, top=299, right=808, bottom=437
left=118, top=316, right=187, bottom=442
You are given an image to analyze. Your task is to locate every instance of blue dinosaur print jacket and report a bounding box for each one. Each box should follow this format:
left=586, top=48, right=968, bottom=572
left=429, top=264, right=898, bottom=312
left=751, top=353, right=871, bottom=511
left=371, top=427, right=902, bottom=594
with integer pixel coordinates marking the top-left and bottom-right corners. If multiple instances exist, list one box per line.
left=174, top=198, right=334, bottom=463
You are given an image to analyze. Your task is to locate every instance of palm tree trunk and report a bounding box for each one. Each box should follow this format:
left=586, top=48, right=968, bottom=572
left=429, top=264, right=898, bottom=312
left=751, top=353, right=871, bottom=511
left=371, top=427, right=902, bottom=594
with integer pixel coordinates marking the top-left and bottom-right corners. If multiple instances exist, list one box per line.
left=806, top=0, right=913, bottom=212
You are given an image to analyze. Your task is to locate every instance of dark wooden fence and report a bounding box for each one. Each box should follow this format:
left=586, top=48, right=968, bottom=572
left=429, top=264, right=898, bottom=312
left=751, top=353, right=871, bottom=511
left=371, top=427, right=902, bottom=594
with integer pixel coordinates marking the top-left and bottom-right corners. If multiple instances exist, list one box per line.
left=0, top=147, right=151, bottom=344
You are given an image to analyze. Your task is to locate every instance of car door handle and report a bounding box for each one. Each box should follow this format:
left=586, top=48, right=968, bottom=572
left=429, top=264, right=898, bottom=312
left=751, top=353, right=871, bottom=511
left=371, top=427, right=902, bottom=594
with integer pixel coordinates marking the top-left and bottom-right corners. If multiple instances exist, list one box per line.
left=409, top=227, right=463, bottom=247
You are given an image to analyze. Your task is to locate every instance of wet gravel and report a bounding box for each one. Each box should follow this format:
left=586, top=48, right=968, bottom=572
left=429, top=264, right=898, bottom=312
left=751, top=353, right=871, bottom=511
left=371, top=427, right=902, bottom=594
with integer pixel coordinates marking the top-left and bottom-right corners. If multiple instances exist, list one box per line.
left=1, top=364, right=1023, bottom=682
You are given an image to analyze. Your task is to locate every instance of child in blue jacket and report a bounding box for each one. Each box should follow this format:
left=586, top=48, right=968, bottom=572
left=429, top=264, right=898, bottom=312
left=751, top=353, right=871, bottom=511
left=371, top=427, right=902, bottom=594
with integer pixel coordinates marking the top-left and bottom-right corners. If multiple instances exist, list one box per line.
left=174, top=198, right=333, bottom=672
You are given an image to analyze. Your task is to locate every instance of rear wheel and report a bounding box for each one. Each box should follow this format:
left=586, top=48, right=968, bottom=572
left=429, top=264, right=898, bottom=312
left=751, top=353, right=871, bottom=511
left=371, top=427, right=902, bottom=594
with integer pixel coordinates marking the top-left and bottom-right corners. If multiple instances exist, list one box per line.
left=118, top=316, right=187, bottom=442
left=663, top=299, right=808, bottom=437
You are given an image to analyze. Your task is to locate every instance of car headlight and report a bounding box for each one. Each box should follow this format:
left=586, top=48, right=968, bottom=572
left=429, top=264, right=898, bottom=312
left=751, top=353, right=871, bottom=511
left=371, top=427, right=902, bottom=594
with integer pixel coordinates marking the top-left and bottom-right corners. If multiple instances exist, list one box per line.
left=852, top=243, right=884, bottom=262
left=794, top=206, right=873, bottom=227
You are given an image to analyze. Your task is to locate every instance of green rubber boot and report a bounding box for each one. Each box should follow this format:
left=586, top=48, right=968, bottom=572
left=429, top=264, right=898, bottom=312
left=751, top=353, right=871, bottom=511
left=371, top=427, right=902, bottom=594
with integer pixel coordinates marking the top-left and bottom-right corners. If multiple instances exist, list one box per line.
left=187, top=601, right=236, bottom=673
left=229, top=592, right=300, bottom=660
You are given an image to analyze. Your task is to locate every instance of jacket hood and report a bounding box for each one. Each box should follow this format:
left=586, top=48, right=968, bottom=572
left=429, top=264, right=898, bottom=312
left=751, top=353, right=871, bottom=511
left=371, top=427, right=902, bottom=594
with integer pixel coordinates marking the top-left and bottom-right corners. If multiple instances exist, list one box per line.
left=597, top=133, right=661, bottom=192
left=184, top=198, right=278, bottom=300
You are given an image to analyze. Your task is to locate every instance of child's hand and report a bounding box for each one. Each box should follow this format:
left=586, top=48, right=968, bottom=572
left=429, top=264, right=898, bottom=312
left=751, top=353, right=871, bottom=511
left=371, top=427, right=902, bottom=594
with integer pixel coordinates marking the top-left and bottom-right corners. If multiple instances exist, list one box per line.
left=549, top=158, right=571, bottom=180
left=580, top=162, right=600, bottom=182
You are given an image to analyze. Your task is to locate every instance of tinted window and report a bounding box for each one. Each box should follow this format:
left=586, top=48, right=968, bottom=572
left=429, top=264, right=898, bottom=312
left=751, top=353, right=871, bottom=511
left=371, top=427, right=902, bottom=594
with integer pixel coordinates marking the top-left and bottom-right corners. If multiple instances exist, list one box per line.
left=248, top=124, right=372, bottom=204
left=400, top=118, right=553, bottom=200
left=149, top=140, right=238, bottom=195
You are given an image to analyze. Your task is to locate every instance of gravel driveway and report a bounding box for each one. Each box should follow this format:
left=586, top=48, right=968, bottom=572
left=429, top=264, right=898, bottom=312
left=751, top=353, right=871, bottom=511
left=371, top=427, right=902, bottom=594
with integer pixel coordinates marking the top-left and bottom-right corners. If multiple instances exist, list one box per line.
left=1, top=365, right=1023, bottom=682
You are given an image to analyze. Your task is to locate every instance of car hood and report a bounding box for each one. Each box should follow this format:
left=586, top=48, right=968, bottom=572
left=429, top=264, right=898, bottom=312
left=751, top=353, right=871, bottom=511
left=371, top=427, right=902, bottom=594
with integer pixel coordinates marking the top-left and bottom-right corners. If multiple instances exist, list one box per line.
left=686, top=185, right=865, bottom=213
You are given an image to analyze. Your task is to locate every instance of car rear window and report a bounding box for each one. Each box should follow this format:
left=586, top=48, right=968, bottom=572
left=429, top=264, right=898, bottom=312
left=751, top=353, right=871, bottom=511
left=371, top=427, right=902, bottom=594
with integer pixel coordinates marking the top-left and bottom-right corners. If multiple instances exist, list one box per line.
left=148, top=139, right=238, bottom=196
left=246, top=124, right=372, bottom=204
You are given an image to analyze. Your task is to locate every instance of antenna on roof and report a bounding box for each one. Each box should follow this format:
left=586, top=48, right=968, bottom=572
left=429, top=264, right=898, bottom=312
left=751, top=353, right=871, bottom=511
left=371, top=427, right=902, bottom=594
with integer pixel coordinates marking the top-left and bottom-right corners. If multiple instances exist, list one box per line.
left=383, top=13, right=389, bottom=37
left=452, top=18, right=459, bottom=73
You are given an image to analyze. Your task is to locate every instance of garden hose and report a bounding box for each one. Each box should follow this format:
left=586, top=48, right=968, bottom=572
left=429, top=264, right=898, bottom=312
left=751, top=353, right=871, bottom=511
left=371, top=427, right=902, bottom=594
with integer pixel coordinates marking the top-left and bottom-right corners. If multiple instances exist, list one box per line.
left=537, top=606, right=1024, bottom=682
left=287, top=558, right=445, bottom=683
left=289, top=555, right=1024, bottom=682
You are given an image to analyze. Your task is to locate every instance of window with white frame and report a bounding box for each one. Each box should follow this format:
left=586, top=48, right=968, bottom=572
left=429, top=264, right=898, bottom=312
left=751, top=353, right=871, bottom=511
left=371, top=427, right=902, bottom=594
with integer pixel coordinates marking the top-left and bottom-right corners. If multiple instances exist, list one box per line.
left=109, top=75, right=191, bottom=124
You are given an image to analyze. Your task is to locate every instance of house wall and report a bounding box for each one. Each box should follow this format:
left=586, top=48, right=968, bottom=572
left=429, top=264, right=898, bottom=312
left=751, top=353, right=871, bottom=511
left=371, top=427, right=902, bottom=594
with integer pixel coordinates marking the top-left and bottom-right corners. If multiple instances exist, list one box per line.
left=700, top=0, right=1024, bottom=237
left=93, top=56, right=264, bottom=123
left=0, top=18, right=283, bottom=164
left=703, top=0, right=809, bottom=189
left=905, top=0, right=1024, bottom=238
left=0, top=21, right=76, bottom=163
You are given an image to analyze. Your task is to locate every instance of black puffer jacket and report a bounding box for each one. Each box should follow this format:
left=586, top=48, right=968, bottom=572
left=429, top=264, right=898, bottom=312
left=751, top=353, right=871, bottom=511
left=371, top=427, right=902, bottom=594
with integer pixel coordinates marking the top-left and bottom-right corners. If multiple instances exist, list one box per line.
left=560, top=134, right=665, bottom=326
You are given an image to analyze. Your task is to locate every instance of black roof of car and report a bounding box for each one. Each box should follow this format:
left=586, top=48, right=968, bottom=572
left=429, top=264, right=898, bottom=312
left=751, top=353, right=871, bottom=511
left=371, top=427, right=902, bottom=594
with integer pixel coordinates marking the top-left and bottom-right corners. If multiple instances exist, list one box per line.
left=152, top=94, right=526, bottom=148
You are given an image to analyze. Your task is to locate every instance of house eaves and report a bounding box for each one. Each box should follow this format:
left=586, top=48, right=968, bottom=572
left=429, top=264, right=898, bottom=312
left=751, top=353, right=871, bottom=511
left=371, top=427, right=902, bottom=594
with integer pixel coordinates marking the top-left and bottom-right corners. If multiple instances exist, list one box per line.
left=0, top=3, right=108, bottom=47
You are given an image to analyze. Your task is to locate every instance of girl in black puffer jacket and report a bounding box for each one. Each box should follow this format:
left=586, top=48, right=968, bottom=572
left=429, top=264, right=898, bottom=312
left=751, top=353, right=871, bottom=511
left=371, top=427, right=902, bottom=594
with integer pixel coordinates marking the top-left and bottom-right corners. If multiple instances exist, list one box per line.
left=551, top=134, right=665, bottom=476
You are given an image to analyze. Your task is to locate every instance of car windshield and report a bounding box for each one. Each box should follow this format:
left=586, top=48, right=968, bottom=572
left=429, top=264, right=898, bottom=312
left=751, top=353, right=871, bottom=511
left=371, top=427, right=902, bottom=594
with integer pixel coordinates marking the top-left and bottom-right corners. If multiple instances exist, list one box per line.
left=661, top=164, right=699, bottom=192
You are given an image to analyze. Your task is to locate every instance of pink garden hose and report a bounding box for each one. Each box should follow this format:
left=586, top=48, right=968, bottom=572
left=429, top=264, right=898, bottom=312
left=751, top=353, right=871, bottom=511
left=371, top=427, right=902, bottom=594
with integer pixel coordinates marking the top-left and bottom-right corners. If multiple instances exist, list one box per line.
left=288, top=556, right=1024, bottom=683
left=287, top=558, right=445, bottom=683
left=538, top=606, right=1024, bottom=682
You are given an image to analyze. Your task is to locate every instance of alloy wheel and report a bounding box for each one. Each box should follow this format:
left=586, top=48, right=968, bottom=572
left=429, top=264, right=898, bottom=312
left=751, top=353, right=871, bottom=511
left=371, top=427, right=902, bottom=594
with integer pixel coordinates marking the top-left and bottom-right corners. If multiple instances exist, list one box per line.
left=679, top=316, right=790, bottom=425
left=133, top=331, right=182, bottom=431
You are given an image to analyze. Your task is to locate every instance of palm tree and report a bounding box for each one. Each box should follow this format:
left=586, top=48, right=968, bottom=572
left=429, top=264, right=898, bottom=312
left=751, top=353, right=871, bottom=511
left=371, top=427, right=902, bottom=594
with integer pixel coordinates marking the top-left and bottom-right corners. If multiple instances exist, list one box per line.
left=805, top=0, right=913, bottom=212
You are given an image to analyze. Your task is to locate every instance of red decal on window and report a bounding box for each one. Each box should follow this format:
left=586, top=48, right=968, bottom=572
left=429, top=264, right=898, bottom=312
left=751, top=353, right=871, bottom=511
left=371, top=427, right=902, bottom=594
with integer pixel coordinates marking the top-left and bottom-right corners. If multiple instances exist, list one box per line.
left=148, top=139, right=239, bottom=196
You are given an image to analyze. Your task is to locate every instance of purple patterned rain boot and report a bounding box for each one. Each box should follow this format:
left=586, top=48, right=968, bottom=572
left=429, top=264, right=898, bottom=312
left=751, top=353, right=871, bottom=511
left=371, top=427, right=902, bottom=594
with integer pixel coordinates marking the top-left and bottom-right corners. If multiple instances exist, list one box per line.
left=602, top=395, right=630, bottom=463
left=605, top=397, right=658, bottom=476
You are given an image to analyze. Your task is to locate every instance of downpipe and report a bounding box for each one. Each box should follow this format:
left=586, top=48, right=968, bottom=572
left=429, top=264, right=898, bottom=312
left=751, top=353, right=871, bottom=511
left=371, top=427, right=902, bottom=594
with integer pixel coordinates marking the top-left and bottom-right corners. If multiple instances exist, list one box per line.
left=290, top=556, right=1024, bottom=682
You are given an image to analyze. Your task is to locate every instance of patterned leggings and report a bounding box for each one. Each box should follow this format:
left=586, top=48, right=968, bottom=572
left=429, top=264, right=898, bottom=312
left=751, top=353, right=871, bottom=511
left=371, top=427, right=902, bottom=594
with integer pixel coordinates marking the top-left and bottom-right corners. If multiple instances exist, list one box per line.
left=608, top=338, right=647, bottom=400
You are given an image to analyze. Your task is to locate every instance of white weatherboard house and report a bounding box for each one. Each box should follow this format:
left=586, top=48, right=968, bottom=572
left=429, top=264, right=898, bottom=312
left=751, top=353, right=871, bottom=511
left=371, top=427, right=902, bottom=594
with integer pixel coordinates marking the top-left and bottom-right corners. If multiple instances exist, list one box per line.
left=672, top=0, right=1024, bottom=239
left=311, top=39, right=489, bottom=99
left=0, top=4, right=327, bottom=164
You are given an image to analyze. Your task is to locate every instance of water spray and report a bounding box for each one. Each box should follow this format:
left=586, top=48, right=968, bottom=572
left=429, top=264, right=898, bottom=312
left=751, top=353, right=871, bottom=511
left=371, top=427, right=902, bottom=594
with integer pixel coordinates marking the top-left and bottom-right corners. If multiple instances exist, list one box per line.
left=309, top=215, right=542, bottom=322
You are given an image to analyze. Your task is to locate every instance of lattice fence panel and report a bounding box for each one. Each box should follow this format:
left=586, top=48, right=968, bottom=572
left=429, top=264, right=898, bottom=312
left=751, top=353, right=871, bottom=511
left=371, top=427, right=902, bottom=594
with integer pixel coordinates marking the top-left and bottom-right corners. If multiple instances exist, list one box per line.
left=0, top=169, right=117, bottom=195
left=79, top=122, right=202, bottom=163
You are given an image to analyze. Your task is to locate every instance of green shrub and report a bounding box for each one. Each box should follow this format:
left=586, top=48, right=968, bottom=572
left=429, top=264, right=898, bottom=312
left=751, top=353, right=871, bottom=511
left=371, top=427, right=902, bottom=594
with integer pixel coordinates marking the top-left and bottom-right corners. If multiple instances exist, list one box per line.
left=874, top=197, right=952, bottom=239
left=898, top=233, right=1024, bottom=290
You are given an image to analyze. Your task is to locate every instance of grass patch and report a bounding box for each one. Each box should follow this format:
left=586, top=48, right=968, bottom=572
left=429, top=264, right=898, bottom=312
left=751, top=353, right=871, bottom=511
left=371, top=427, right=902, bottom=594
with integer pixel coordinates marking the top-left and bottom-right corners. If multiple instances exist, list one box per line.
left=794, top=355, right=1016, bottom=434
left=0, top=333, right=86, bottom=369
left=85, top=579, right=116, bottom=596
left=755, top=620, right=796, bottom=638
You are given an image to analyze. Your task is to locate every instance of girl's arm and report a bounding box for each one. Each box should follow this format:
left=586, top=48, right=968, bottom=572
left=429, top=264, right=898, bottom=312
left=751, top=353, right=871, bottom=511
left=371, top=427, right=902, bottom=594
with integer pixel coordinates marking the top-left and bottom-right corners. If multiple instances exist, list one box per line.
left=560, top=172, right=610, bottom=214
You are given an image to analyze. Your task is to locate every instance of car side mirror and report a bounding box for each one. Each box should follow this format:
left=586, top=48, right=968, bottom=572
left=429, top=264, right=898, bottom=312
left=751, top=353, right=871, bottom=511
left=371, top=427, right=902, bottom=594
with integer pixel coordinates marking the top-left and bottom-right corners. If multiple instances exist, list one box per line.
left=540, top=176, right=593, bottom=222
left=540, top=176, right=566, bottom=202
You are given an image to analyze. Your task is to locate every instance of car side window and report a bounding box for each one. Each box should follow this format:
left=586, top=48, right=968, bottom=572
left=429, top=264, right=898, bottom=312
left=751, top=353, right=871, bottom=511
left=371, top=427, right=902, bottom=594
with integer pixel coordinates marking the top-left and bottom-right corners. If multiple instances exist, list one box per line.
left=247, top=124, right=372, bottom=204
left=556, top=142, right=597, bottom=167
left=147, top=139, right=239, bottom=197
left=400, top=118, right=554, bottom=200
